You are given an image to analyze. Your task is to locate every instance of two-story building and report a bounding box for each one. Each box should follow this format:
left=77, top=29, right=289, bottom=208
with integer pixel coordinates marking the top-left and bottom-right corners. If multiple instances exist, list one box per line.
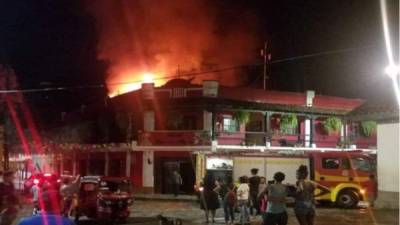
left=109, top=79, right=376, bottom=194
left=9, top=79, right=378, bottom=194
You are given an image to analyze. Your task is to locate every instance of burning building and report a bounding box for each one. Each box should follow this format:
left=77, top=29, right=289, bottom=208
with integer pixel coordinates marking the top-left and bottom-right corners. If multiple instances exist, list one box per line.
left=86, top=0, right=261, bottom=97
left=7, top=78, right=380, bottom=194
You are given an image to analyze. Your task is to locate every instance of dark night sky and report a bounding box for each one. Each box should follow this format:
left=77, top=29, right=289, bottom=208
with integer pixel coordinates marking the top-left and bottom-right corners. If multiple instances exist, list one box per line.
left=0, top=0, right=398, bottom=121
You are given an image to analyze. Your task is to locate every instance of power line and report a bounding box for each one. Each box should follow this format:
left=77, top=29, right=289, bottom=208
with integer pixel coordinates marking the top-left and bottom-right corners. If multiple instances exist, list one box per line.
left=269, top=45, right=375, bottom=64
left=0, top=45, right=376, bottom=94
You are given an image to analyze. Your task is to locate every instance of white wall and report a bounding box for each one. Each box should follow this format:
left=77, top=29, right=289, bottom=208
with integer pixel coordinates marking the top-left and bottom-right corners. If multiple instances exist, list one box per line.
left=143, top=111, right=155, bottom=132
left=233, top=157, right=308, bottom=184
left=377, top=123, right=400, bottom=192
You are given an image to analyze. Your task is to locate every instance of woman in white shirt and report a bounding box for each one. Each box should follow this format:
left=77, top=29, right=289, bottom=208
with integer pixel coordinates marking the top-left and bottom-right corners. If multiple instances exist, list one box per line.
left=237, top=176, right=250, bottom=225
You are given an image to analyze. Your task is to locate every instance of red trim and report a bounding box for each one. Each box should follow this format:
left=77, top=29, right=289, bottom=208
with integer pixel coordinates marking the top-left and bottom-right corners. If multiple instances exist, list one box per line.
left=131, top=152, right=143, bottom=187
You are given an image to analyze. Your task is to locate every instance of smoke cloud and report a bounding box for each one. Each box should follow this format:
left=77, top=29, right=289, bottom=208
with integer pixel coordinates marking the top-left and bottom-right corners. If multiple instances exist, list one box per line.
left=87, top=0, right=260, bottom=96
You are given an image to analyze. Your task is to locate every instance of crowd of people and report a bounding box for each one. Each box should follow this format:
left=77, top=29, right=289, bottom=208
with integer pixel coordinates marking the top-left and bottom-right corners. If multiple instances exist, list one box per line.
left=199, top=165, right=330, bottom=225
left=0, top=171, right=78, bottom=225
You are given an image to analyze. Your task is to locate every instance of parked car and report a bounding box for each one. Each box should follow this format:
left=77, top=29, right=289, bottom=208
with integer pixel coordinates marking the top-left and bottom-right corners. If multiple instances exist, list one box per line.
left=74, top=176, right=133, bottom=223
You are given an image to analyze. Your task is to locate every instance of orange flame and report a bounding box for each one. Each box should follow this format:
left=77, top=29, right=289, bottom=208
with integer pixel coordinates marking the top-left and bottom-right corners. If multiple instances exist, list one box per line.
left=88, top=0, right=260, bottom=97
left=107, top=71, right=167, bottom=97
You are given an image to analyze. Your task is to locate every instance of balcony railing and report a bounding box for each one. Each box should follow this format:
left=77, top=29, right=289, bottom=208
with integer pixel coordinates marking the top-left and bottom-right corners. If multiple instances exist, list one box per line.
left=216, top=131, right=377, bottom=148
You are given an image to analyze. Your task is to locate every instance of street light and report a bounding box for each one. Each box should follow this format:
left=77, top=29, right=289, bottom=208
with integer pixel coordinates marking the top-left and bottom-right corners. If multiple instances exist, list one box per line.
left=384, top=64, right=400, bottom=106
left=384, top=64, right=400, bottom=79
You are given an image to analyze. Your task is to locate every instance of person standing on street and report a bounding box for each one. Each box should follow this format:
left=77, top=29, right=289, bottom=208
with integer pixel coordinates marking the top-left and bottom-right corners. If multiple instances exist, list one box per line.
left=60, top=175, right=80, bottom=217
left=0, top=171, right=21, bottom=225
left=223, top=183, right=237, bottom=225
left=294, top=165, right=330, bottom=225
left=31, top=181, right=40, bottom=215
left=249, top=168, right=261, bottom=215
left=200, top=174, right=220, bottom=223
left=17, top=184, right=75, bottom=225
left=237, top=176, right=250, bottom=225
left=172, top=171, right=183, bottom=197
left=258, top=177, right=268, bottom=215
left=264, top=172, right=288, bottom=225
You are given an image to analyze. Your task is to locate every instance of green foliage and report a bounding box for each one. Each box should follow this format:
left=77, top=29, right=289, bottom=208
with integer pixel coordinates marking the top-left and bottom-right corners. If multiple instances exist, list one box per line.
left=323, top=117, right=342, bottom=134
left=280, top=113, right=298, bottom=134
left=233, top=111, right=250, bottom=125
left=361, top=121, right=377, bottom=137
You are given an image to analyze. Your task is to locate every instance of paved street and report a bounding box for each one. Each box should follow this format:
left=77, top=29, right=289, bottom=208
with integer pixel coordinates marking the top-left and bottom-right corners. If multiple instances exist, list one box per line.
left=14, top=200, right=398, bottom=225
left=129, top=200, right=399, bottom=225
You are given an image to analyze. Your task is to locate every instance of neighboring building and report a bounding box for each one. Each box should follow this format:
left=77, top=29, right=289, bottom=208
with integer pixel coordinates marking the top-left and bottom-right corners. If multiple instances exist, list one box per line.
left=348, top=104, right=399, bottom=209
left=10, top=79, right=379, bottom=194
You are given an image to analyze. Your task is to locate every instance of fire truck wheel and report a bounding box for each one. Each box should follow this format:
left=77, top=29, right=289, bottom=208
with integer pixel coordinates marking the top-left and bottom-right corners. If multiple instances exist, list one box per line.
left=337, top=189, right=359, bottom=208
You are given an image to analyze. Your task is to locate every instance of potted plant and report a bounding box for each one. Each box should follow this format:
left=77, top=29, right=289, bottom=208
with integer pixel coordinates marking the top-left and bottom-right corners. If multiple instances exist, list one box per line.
left=323, top=117, right=342, bottom=135
left=233, top=111, right=250, bottom=125
left=360, top=121, right=377, bottom=137
left=280, top=113, right=298, bottom=134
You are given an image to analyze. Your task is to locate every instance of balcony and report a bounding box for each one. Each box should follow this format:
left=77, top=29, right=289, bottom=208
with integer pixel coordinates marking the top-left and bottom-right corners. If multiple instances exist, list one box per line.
left=138, top=130, right=211, bottom=146
left=216, top=131, right=376, bottom=149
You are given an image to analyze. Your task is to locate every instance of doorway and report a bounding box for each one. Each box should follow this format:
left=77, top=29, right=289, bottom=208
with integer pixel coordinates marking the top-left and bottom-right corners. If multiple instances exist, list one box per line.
left=154, top=153, right=196, bottom=195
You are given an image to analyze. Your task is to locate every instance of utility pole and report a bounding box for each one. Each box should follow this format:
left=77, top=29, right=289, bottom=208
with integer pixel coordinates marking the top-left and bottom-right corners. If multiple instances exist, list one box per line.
left=261, top=41, right=271, bottom=90
left=0, top=66, right=10, bottom=171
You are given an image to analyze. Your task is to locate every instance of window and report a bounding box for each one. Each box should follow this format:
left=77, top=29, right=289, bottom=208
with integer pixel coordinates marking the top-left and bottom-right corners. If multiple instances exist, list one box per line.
left=352, top=157, right=373, bottom=172
left=322, top=158, right=340, bottom=169
left=342, top=158, right=351, bottom=170
left=182, top=116, right=196, bottom=130
left=223, top=117, right=239, bottom=132
left=166, top=113, right=183, bottom=130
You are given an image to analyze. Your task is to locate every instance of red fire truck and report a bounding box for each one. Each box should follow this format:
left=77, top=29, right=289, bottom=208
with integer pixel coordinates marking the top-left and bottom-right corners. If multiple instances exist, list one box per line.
left=203, top=150, right=376, bottom=208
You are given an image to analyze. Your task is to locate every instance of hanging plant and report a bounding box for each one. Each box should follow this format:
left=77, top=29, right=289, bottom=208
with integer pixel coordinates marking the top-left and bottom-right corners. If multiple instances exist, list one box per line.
left=323, top=117, right=342, bottom=134
left=233, top=111, right=250, bottom=125
left=361, top=121, right=377, bottom=137
left=280, top=113, right=298, bottom=134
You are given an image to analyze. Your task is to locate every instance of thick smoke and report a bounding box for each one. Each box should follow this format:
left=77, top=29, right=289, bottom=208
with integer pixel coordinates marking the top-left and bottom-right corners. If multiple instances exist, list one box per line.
left=87, top=0, right=259, bottom=96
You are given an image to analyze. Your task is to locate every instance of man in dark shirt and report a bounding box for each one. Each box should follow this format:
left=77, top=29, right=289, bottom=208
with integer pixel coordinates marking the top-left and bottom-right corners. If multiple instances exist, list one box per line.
left=249, top=168, right=261, bottom=215
left=0, top=171, right=20, bottom=225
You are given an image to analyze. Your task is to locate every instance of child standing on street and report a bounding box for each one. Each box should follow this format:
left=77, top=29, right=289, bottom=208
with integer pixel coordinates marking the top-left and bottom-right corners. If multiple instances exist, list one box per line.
left=224, top=183, right=237, bottom=225
left=237, top=176, right=250, bottom=225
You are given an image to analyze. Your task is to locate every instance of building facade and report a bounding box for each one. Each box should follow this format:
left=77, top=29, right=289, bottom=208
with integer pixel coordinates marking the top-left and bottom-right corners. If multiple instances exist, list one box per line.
left=10, top=79, right=379, bottom=194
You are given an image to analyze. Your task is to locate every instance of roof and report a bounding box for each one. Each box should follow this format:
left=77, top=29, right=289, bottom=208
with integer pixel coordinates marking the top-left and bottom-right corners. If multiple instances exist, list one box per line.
left=161, top=79, right=201, bottom=88
left=218, top=86, right=364, bottom=114
left=110, top=82, right=365, bottom=115
left=346, top=102, right=399, bottom=122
